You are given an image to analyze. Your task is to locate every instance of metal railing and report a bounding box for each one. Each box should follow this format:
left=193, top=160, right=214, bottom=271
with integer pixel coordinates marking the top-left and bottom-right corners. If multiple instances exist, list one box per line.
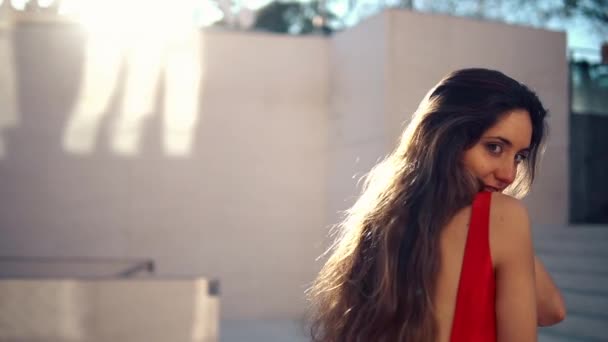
left=0, top=255, right=155, bottom=279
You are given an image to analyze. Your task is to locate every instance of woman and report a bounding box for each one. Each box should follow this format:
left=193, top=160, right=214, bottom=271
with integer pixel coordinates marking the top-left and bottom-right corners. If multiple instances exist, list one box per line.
left=308, top=68, right=566, bottom=342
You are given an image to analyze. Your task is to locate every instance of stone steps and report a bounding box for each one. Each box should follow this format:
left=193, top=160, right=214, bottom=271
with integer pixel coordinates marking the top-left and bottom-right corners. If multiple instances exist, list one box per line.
left=535, top=226, right=608, bottom=341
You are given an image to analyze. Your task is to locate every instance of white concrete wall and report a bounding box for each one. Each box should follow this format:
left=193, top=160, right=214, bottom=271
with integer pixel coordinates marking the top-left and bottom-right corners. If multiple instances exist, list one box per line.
left=0, top=24, right=329, bottom=319
left=327, top=13, right=389, bottom=228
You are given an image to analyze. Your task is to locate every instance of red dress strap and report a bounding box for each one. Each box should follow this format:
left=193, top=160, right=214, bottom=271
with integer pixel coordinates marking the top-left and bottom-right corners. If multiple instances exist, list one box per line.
left=449, top=191, right=497, bottom=342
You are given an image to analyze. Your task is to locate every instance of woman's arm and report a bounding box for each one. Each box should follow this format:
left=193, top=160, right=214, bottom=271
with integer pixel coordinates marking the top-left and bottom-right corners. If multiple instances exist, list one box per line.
left=493, top=194, right=538, bottom=342
left=534, top=256, right=567, bottom=326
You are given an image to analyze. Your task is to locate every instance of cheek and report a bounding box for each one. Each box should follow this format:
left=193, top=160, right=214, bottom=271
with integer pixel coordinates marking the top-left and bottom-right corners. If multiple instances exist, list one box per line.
left=463, top=148, right=493, bottom=178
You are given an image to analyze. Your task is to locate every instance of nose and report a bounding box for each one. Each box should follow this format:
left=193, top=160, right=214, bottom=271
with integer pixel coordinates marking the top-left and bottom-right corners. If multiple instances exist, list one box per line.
left=495, top=161, right=516, bottom=187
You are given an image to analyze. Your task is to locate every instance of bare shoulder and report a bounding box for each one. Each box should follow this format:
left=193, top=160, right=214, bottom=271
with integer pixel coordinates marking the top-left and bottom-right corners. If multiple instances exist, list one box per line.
left=488, top=192, right=532, bottom=267
left=490, top=192, right=530, bottom=226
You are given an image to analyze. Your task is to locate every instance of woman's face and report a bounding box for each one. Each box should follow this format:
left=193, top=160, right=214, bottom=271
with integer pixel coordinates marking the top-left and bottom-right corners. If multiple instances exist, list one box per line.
left=462, top=109, right=532, bottom=192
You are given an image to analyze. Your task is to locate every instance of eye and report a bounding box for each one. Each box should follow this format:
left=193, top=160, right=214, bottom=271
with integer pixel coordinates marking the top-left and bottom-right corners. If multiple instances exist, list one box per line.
left=486, top=143, right=503, bottom=155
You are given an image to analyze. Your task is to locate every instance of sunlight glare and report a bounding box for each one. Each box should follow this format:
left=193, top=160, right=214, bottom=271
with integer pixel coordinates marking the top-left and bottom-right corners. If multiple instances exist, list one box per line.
left=9, top=0, right=27, bottom=11
left=242, top=0, right=273, bottom=10
left=163, top=31, right=201, bottom=157
left=193, top=0, right=224, bottom=27
left=191, top=280, right=219, bottom=340
left=62, top=0, right=206, bottom=156
left=62, top=38, right=124, bottom=154
left=37, top=0, right=54, bottom=8
left=60, top=0, right=223, bottom=34
left=111, top=38, right=164, bottom=156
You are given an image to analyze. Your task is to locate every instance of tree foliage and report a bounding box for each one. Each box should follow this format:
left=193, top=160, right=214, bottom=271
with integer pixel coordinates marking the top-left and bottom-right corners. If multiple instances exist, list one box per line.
left=246, top=0, right=607, bottom=40
left=253, top=1, right=338, bottom=35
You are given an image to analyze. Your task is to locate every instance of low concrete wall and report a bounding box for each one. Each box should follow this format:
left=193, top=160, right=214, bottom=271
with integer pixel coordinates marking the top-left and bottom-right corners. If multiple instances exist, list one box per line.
left=0, top=278, right=219, bottom=342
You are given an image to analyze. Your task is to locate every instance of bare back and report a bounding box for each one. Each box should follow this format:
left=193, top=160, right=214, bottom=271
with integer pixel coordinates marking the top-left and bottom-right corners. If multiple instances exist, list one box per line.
left=434, top=204, right=473, bottom=342
left=432, top=192, right=537, bottom=342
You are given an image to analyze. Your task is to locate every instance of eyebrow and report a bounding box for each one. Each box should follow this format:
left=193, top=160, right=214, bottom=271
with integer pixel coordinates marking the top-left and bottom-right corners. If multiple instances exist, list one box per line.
left=485, top=136, right=531, bottom=153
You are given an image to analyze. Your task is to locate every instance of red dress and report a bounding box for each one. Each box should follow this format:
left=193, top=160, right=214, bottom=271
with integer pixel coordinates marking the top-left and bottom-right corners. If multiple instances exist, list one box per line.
left=450, top=191, right=497, bottom=341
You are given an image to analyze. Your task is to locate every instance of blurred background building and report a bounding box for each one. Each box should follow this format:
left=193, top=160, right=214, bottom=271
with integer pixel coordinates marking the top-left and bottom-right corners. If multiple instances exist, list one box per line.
left=0, top=0, right=606, bottom=341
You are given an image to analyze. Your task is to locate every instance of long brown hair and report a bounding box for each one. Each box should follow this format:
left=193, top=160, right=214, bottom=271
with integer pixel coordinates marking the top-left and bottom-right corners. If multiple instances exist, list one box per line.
left=308, top=68, right=548, bottom=341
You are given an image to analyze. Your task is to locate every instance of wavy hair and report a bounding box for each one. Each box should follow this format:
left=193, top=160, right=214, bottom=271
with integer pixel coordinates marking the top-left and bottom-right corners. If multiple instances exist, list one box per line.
left=308, top=68, right=548, bottom=341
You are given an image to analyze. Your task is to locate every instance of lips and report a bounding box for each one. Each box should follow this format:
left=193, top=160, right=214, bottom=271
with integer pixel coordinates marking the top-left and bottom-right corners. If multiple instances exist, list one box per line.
left=484, top=185, right=501, bottom=192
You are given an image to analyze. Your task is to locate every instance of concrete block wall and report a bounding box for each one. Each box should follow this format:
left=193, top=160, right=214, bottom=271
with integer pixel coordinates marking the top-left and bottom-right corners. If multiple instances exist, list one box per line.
left=0, top=23, right=329, bottom=319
